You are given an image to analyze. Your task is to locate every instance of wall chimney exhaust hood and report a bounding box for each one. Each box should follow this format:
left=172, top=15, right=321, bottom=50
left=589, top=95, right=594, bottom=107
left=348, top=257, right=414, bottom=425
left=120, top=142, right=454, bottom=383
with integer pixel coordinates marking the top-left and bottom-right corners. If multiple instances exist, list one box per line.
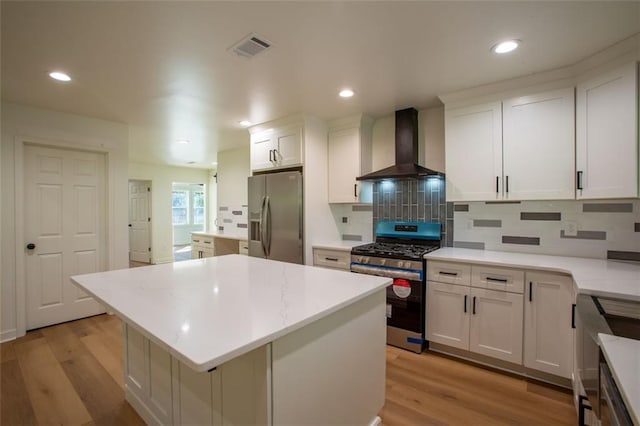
left=357, top=108, right=443, bottom=181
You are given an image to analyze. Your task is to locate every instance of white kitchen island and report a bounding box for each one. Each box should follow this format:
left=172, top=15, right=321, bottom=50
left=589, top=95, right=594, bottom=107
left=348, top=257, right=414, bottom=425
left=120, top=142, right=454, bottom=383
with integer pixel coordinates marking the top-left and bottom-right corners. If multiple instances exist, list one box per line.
left=71, top=255, right=391, bottom=425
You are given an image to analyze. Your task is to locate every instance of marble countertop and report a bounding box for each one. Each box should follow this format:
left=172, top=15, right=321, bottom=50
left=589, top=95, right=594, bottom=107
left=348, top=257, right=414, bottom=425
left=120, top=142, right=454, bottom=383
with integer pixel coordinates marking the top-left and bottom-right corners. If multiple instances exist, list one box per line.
left=598, top=334, right=639, bottom=424
left=312, top=240, right=371, bottom=252
left=71, top=255, right=391, bottom=372
left=192, top=231, right=247, bottom=241
left=425, top=248, right=640, bottom=301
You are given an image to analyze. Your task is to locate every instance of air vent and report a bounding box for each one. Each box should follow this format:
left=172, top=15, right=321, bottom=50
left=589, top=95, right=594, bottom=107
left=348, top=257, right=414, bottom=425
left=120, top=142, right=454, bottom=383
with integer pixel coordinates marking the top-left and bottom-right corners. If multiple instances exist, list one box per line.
left=229, top=33, right=272, bottom=58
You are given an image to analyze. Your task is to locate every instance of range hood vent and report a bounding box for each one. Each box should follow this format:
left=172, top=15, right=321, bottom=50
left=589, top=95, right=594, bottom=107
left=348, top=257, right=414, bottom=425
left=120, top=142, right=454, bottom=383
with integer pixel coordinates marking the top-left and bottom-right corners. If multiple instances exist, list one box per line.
left=357, top=107, right=443, bottom=181
left=229, top=33, right=272, bottom=58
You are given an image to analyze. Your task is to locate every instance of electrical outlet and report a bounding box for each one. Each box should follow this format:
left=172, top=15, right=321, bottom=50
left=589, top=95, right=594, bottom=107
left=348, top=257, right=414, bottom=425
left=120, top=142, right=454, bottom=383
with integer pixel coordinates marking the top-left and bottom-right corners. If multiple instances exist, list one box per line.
left=564, top=220, right=578, bottom=237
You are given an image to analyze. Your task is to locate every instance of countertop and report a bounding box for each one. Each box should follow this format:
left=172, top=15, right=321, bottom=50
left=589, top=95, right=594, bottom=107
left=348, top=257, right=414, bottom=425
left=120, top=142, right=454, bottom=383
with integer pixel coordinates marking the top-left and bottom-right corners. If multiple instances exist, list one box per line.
left=312, top=240, right=371, bottom=252
left=425, top=248, right=640, bottom=301
left=598, top=334, right=639, bottom=424
left=71, top=255, right=391, bottom=372
left=192, top=231, right=247, bottom=241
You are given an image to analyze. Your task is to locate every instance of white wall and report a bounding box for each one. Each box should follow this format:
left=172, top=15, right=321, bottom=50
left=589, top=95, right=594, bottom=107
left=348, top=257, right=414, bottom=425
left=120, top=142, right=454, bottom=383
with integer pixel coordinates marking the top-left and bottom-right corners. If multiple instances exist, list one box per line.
left=216, top=146, right=250, bottom=210
left=128, top=162, right=210, bottom=263
left=1, top=101, right=129, bottom=341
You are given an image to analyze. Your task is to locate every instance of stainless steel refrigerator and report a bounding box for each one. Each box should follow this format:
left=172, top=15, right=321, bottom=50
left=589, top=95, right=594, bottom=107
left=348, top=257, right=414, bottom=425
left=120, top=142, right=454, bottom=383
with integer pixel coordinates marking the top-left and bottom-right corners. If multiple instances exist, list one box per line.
left=248, top=171, right=303, bottom=264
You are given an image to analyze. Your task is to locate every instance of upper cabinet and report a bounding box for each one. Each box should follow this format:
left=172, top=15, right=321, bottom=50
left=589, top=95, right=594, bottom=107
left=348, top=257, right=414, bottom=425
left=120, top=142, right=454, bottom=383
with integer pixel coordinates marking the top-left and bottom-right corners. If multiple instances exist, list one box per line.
left=445, top=88, right=575, bottom=202
left=250, top=124, right=303, bottom=172
left=327, top=115, right=374, bottom=203
left=576, top=62, right=638, bottom=199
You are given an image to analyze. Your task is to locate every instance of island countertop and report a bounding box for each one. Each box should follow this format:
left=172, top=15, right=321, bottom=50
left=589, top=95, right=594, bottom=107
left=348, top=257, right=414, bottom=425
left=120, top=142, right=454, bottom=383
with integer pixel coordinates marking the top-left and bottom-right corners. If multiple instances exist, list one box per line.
left=71, top=255, right=391, bottom=372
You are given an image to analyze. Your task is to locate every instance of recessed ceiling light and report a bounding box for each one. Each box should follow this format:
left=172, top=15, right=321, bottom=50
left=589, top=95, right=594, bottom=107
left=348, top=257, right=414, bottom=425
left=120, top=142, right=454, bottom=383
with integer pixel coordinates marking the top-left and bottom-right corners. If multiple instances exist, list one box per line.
left=177, top=139, right=190, bottom=144
left=492, top=40, right=520, bottom=54
left=49, top=71, right=71, bottom=82
left=239, top=120, right=252, bottom=126
left=339, top=89, right=354, bottom=98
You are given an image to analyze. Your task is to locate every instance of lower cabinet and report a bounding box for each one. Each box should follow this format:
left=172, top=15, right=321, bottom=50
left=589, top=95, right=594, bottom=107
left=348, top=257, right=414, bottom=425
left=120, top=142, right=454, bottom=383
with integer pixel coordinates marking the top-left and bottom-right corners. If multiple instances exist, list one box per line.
left=191, top=234, right=214, bottom=259
left=524, top=271, right=574, bottom=378
left=312, top=248, right=351, bottom=270
left=427, top=281, right=523, bottom=364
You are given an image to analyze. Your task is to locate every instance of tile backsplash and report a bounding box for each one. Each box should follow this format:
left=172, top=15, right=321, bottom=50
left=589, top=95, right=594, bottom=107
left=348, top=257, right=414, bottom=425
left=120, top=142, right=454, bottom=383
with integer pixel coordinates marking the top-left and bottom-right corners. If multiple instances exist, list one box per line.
left=453, top=199, right=640, bottom=260
left=217, top=204, right=248, bottom=234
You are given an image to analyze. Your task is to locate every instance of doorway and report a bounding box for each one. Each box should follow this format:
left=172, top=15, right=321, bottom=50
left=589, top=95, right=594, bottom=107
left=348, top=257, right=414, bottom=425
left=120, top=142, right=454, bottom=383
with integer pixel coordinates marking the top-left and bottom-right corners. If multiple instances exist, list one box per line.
left=172, top=182, right=206, bottom=261
left=128, top=180, right=152, bottom=263
left=24, top=144, right=107, bottom=330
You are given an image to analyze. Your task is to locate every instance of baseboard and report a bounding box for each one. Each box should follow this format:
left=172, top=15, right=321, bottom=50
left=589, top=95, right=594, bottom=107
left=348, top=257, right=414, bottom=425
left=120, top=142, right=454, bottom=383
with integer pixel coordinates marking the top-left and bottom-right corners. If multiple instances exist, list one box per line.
left=0, top=329, right=17, bottom=343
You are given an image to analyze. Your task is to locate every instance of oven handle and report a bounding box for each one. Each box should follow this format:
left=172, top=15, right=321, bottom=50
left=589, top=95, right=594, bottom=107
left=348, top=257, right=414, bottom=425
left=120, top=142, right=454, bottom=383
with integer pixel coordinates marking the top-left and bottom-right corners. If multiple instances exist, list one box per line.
left=350, top=264, right=422, bottom=281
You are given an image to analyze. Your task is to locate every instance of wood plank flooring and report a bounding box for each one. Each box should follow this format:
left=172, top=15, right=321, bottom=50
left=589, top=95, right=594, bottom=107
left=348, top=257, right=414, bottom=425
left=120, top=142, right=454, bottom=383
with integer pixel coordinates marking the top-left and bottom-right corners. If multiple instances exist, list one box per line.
left=1, top=314, right=576, bottom=425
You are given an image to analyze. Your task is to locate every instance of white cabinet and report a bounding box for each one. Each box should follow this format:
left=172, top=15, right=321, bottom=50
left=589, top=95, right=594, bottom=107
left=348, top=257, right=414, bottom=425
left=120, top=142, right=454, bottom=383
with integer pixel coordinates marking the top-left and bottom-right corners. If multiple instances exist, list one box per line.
left=445, top=88, right=575, bottom=201
left=427, top=263, right=524, bottom=364
left=327, top=115, right=374, bottom=203
left=238, top=239, right=248, bottom=255
left=191, top=234, right=214, bottom=259
left=250, top=125, right=302, bottom=172
left=502, top=88, right=575, bottom=200
left=524, top=271, right=574, bottom=378
left=312, top=248, right=351, bottom=270
left=445, top=102, right=503, bottom=201
left=576, top=62, right=639, bottom=199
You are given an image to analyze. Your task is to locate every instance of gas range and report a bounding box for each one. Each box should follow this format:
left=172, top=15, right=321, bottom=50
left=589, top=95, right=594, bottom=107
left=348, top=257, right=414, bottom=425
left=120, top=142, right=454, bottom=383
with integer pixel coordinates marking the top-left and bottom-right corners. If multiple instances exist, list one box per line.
left=351, top=241, right=440, bottom=261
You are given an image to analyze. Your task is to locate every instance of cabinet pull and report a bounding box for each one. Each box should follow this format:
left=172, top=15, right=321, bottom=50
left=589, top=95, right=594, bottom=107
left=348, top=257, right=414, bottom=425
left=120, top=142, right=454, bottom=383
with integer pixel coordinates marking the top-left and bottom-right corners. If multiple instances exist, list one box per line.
left=506, top=175, right=509, bottom=193
left=572, top=303, right=576, bottom=329
left=268, top=149, right=273, bottom=162
left=464, top=295, right=467, bottom=313
left=496, top=176, right=499, bottom=193
left=529, top=281, right=533, bottom=302
left=354, top=183, right=357, bottom=197
left=577, top=171, right=583, bottom=190
left=486, top=277, right=508, bottom=283
left=273, top=149, right=278, bottom=161
left=204, top=241, right=211, bottom=244
left=439, top=271, right=458, bottom=277
left=472, top=296, right=477, bottom=315
left=325, top=257, right=339, bottom=262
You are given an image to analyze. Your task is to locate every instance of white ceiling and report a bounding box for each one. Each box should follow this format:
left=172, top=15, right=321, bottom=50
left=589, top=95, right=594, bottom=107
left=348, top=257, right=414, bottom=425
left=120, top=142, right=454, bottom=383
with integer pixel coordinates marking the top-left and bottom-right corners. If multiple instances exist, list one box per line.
left=2, top=1, right=639, bottom=168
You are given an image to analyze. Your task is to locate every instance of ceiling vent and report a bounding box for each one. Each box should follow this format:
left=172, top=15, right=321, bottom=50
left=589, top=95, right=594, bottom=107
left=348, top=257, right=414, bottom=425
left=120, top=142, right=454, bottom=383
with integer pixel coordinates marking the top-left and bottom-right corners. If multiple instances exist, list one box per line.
left=229, top=33, right=272, bottom=58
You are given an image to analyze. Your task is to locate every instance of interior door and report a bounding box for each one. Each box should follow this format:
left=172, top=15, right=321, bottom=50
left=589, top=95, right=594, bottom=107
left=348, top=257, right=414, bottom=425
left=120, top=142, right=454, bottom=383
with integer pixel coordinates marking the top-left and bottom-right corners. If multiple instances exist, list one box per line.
left=24, top=144, right=106, bottom=330
left=129, top=180, right=151, bottom=263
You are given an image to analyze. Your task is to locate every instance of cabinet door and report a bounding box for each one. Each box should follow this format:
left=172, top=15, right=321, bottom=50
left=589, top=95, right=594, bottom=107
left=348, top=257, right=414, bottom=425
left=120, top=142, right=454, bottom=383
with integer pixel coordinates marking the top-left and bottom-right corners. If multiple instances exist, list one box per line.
left=576, top=62, right=638, bottom=199
left=426, top=281, right=470, bottom=350
left=524, top=272, right=573, bottom=378
left=328, top=127, right=360, bottom=203
left=503, top=88, right=575, bottom=200
left=250, top=131, right=275, bottom=171
left=445, top=102, right=503, bottom=201
left=469, top=288, right=523, bottom=364
left=274, top=125, right=302, bottom=168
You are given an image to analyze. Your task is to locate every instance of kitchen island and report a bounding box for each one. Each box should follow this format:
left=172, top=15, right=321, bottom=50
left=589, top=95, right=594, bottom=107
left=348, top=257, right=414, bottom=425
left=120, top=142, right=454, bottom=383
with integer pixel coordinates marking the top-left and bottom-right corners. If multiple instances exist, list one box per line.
left=71, top=255, right=391, bottom=425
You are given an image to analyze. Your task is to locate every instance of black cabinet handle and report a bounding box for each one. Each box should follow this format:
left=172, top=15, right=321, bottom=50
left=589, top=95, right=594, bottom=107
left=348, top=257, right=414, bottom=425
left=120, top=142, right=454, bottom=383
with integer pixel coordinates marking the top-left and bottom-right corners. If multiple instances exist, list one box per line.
left=472, top=296, right=476, bottom=315
left=26, top=243, right=36, bottom=250
left=439, top=271, right=458, bottom=277
left=354, top=184, right=357, bottom=197
left=273, top=149, right=278, bottom=161
left=577, top=171, right=583, bottom=190
left=572, top=303, right=577, bottom=329
left=325, top=257, right=338, bottom=262
left=506, top=175, right=509, bottom=193
left=496, top=176, right=499, bottom=193
left=529, top=281, right=533, bottom=302
left=269, top=149, right=273, bottom=162
left=486, top=277, right=508, bottom=283
left=464, top=295, right=467, bottom=313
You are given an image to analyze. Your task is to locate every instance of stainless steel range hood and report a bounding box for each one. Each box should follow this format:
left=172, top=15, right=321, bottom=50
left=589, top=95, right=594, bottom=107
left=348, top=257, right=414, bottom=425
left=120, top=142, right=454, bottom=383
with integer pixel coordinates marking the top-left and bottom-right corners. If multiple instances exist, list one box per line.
left=356, top=107, right=443, bottom=181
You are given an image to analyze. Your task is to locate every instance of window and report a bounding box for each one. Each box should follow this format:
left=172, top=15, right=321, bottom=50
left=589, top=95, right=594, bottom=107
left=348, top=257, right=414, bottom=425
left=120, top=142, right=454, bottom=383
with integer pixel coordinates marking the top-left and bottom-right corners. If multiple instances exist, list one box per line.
left=172, top=191, right=188, bottom=225
left=193, top=191, right=205, bottom=225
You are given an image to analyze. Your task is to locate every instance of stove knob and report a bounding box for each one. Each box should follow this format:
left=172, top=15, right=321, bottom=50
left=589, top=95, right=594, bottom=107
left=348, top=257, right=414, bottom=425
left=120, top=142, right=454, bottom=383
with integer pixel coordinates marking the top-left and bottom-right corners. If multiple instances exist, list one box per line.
left=363, top=257, right=369, bottom=264
left=380, top=259, right=386, bottom=266
left=399, top=260, right=405, bottom=268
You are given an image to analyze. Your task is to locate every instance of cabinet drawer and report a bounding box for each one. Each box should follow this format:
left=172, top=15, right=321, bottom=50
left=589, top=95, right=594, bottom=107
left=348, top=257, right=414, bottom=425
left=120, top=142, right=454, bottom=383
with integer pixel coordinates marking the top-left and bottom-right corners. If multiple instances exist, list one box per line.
left=427, top=261, right=471, bottom=286
left=313, top=249, right=351, bottom=270
left=191, top=235, right=214, bottom=247
left=239, top=240, right=249, bottom=255
left=471, top=265, right=525, bottom=294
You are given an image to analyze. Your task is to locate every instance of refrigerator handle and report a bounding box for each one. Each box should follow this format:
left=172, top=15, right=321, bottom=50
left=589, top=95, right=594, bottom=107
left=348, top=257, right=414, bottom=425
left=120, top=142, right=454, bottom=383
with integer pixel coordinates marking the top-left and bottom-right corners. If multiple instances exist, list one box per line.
left=260, top=196, right=267, bottom=256
left=265, top=196, right=272, bottom=257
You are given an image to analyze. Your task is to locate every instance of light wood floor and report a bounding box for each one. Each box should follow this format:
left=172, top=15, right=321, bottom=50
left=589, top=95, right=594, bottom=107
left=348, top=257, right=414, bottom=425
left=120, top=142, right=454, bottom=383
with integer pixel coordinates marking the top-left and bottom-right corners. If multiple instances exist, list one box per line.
left=1, top=314, right=576, bottom=425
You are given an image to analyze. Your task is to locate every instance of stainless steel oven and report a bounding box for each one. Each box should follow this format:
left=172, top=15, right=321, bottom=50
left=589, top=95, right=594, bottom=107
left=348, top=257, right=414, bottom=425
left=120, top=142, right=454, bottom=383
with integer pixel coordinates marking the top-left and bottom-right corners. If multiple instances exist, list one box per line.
left=575, top=294, right=640, bottom=425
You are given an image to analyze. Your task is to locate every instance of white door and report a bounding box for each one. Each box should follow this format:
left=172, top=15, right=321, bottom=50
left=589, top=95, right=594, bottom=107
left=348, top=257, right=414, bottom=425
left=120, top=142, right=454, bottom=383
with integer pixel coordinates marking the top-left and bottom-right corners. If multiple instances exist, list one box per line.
left=444, top=102, right=503, bottom=201
left=502, top=88, right=575, bottom=200
left=129, top=180, right=151, bottom=263
left=24, top=145, right=106, bottom=329
left=426, top=281, right=470, bottom=350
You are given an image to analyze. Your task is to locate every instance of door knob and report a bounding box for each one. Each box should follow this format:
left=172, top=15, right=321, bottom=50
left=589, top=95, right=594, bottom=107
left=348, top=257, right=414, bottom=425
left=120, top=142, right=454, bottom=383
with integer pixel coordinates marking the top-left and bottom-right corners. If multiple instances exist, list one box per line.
left=26, top=243, right=36, bottom=250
